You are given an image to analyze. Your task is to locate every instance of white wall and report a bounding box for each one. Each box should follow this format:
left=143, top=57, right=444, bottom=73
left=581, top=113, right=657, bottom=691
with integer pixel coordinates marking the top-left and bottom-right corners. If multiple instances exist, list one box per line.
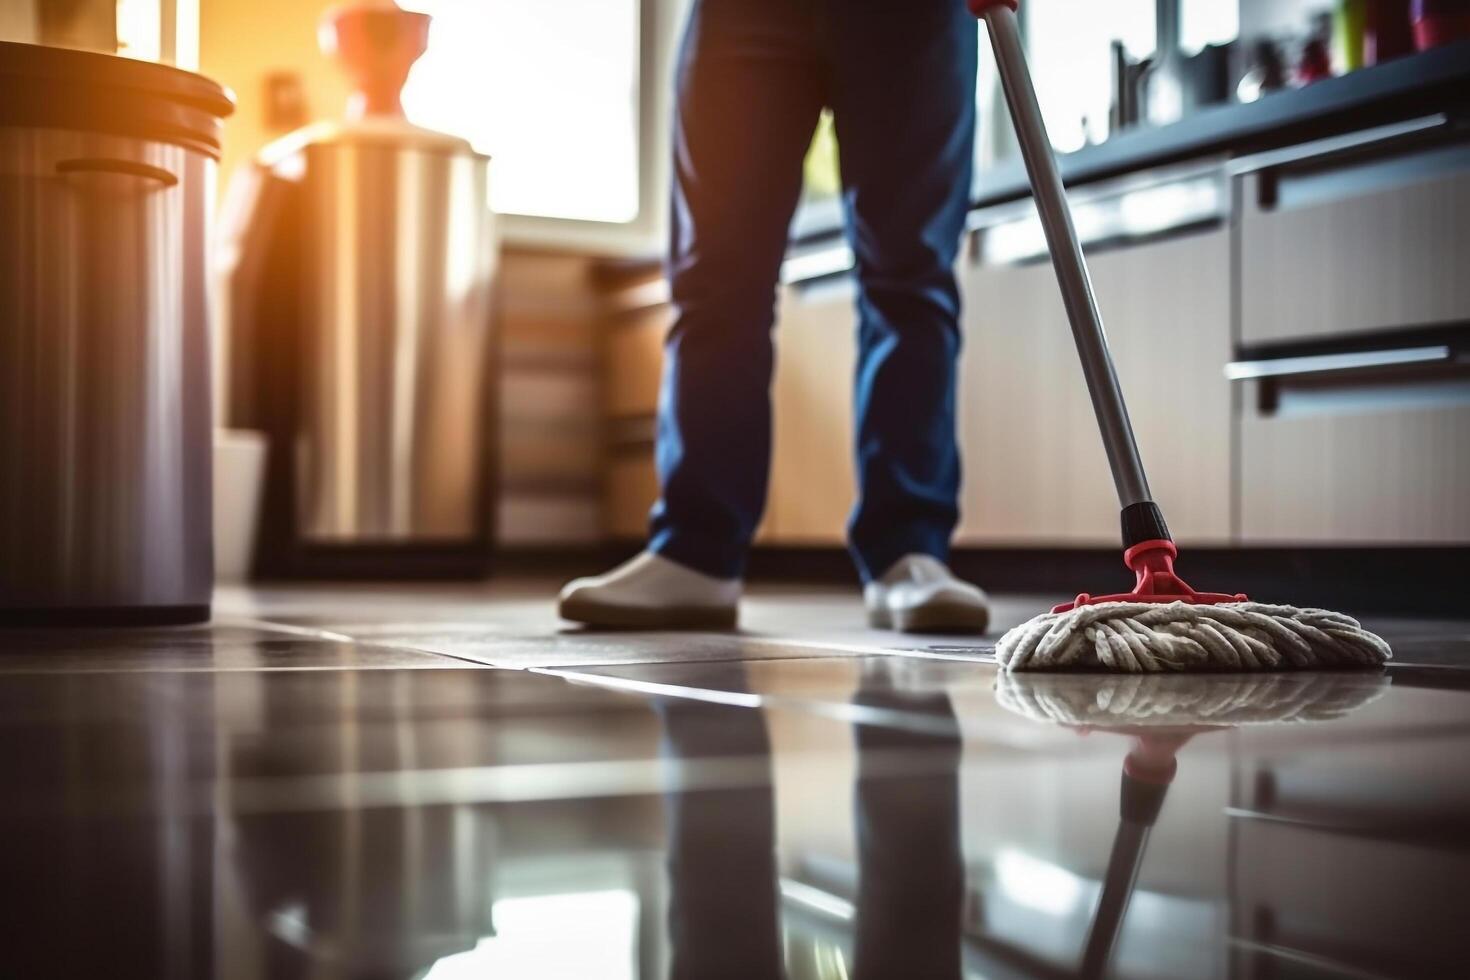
left=198, top=0, right=350, bottom=199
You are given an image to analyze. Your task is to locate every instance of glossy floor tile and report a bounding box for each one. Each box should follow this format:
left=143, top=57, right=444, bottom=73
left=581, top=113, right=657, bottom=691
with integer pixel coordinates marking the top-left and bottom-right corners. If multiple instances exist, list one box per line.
left=1, top=581, right=1468, bottom=979
left=214, top=582, right=1054, bottom=667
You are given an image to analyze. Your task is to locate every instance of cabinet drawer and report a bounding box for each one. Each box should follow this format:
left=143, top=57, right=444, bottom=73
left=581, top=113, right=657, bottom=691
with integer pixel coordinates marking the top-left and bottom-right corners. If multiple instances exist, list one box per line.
left=1238, top=365, right=1470, bottom=543
left=1239, top=134, right=1470, bottom=345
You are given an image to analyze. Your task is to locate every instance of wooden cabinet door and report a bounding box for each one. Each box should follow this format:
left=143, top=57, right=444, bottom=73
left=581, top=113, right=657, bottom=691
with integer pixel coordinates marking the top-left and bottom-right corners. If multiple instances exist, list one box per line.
left=957, top=230, right=1233, bottom=545
left=765, top=280, right=858, bottom=544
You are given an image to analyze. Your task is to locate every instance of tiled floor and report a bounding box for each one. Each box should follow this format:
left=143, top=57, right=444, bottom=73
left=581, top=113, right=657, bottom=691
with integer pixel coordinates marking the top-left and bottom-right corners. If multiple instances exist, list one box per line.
left=1, top=580, right=1467, bottom=979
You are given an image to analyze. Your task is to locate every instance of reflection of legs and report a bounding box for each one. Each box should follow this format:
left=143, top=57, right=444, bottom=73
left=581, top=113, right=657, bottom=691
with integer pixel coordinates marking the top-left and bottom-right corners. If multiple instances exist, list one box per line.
left=852, top=686, right=965, bottom=980
left=650, top=0, right=826, bottom=578
left=826, top=0, right=978, bottom=582
left=657, top=678, right=782, bottom=980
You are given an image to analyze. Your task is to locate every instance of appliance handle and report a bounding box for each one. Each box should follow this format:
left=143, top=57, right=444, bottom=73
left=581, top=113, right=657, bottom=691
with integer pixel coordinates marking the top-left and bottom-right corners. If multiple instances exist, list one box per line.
left=55, top=158, right=179, bottom=189
left=1224, top=345, right=1455, bottom=381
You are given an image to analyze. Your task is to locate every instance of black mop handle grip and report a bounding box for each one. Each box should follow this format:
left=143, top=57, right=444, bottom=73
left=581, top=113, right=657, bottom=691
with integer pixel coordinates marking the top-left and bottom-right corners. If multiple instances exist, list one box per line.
left=1120, top=502, right=1172, bottom=550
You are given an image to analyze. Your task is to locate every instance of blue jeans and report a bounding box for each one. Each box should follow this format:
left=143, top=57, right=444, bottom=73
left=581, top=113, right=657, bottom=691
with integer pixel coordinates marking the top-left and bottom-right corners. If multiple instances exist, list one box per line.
left=650, top=0, right=978, bottom=583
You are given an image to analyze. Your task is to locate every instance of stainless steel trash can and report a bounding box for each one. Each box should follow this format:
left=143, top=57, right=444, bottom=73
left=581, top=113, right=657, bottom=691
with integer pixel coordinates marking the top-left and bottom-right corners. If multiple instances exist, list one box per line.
left=295, top=121, right=496, bottom=545
left=217, top=2, right=498, bottom=580
left=0, top=41, right=234, bottom=625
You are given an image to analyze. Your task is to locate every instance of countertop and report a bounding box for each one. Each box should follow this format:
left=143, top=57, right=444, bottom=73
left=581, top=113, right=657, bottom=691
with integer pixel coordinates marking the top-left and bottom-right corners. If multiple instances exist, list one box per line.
left=976, top=37, right=1470, bottom=208
left=789, top=38, right=1470, bottom=244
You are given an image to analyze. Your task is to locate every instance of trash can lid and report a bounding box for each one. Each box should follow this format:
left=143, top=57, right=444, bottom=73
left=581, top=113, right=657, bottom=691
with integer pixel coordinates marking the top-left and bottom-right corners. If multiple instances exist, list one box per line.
left=0, top=41, right=235, bottom=159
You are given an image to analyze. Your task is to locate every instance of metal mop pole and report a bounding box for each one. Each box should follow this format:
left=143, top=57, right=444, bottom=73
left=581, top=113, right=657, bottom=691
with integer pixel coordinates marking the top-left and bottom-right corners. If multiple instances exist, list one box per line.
left=979, top=3, right=1157, bottom=521
left=975, top=1, right=1389, bottom=665
left=973, top=1, right=1261, bottom=612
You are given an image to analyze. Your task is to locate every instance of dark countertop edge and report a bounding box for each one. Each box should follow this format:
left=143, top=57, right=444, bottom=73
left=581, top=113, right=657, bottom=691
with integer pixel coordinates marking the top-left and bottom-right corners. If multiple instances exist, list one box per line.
left=791, top=39, right=1470, bottom=246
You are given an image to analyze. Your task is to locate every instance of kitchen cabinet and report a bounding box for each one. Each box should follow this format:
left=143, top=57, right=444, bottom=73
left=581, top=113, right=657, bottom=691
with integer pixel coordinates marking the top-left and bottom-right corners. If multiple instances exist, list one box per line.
left=1239, top=135, right=1470, bottom=345
left=606, top=448, right=660, bottom=540
left=1238, top=380, right=1470, bottom=543
left=605, top=304, right=668, bottom=419
left=598, top=127, right=1470, bottom=551
left=957, top=229, right=1233, bottom=545
left=765, top=280, right=858, bottom=544
left=1234, top=129, right=1470, bottom=544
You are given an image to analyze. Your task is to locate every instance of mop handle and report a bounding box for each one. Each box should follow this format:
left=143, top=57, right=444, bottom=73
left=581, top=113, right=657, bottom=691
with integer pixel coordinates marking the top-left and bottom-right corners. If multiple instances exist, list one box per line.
left=974, top=2, right=1155, bottom=514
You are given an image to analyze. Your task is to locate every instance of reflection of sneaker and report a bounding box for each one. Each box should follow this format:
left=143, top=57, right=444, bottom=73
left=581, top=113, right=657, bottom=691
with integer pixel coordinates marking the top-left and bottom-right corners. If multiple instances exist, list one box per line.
left=864, top=554, right=990, bottom=634
left=557, top=551, right=741, bottom=629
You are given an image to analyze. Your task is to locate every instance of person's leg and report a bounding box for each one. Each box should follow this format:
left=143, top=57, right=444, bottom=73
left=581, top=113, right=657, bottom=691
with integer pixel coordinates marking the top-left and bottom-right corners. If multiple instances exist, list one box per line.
left=823, top=0, right=978, bottom=583
left=650, top=0, right=828, bottom=579
left=558, top=0, right=827, bottom=627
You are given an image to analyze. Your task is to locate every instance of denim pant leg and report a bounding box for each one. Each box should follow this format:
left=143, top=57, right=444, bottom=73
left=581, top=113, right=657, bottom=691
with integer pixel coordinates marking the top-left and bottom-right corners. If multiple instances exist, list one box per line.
left=824, top=0, right=978, bottom=582
left=649, top=0, right=827, bottom=579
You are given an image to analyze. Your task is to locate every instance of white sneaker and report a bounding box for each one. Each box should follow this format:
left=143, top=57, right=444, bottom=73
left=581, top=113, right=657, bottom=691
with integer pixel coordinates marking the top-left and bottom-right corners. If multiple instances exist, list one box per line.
left=864, top=554, right=990, bottom=634
left=558, top=551, right=741, bottom=629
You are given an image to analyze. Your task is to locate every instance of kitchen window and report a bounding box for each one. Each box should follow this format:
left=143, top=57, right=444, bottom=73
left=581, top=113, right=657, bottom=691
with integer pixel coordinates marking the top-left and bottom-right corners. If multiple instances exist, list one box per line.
left=400, top=0, right=667, bottom=246
left=977, top=0, right=1239, bottom=162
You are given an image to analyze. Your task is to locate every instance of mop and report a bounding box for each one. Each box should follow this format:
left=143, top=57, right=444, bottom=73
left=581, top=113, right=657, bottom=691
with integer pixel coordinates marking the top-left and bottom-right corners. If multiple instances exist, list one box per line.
left=968, top=1, right=1391, bottom=673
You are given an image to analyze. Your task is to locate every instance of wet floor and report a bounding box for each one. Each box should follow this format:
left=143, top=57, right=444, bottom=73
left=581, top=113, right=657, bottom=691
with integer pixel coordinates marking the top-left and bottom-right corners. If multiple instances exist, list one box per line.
left=1, top=582, right=1467, bottom=979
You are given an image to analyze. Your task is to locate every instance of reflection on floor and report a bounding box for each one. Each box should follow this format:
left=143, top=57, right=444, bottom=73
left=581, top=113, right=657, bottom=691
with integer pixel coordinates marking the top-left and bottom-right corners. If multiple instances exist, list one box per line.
left=1, top=580, right=1468, bottom=979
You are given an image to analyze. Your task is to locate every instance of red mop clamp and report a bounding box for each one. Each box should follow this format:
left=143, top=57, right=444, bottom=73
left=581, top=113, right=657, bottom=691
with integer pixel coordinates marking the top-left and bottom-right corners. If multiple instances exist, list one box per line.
left=967, top=0, right=1018, bottom=14
left=1052, top=539, right=1249, bottom=613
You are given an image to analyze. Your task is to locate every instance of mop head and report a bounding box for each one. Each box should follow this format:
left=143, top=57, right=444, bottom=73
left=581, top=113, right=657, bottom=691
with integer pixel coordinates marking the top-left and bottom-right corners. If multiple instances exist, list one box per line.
left=994, top=670, right=1388, bottom=727
left=996, top=600, right=1392, bottom=673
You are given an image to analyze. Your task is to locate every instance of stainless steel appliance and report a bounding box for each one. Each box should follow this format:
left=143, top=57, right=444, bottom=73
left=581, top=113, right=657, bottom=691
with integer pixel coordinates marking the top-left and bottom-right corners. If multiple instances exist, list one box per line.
left=0, top=41, right=233, bottom=625
left=218, top=2, right=497, bottom=578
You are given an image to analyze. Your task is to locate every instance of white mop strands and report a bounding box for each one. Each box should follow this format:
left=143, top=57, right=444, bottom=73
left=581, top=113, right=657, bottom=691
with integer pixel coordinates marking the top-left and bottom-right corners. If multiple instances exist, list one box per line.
left=996, top=601, right=1393, bottom=673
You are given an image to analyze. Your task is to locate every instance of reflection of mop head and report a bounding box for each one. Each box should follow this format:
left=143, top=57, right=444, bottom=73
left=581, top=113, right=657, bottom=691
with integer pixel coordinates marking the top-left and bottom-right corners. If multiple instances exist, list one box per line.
left=994, top=671, right=1388, bottom=728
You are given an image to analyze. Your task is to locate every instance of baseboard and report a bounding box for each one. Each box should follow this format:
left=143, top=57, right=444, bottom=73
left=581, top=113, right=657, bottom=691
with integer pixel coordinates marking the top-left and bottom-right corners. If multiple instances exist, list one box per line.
left=945, top=546, right=1466, bottom=616
left=494, top=543, right=1468, bottom=617
left=0, top=604, right=212, bottom=628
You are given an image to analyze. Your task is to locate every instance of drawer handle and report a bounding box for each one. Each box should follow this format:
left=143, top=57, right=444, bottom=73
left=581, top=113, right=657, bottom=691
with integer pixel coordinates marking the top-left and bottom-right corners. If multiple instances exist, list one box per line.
left=55, top=158, right=179, bottom=189
left=1228, top=114, right=1449, bottom=177
left=1224, top=346, right=1454, bottom=381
